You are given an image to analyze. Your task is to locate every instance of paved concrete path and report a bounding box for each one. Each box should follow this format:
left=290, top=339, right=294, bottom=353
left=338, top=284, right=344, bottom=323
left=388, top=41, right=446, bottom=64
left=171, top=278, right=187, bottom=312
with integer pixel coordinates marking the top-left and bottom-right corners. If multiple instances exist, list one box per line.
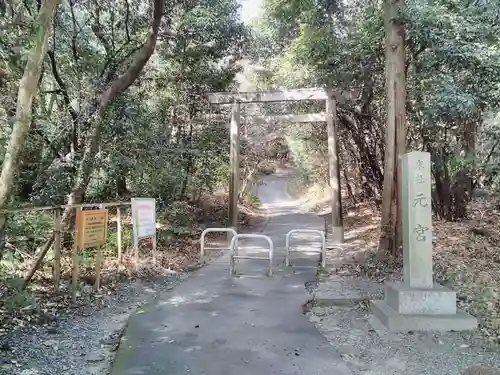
left=111, top=169, right=353, bottom=375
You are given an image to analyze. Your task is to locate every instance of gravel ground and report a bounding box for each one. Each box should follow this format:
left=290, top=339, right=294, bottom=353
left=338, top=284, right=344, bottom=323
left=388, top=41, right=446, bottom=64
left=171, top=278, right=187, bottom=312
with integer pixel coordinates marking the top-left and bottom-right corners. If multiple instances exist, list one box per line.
left=307, top=302, right=500, bottom=375
left=0, top=271, right=192, bottom=375
left=0, top=230, right=239, bottom=375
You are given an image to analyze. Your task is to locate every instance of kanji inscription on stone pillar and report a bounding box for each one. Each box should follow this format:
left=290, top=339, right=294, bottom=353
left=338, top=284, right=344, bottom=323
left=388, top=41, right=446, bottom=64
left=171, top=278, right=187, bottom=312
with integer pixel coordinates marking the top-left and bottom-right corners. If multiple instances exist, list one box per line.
left=402, top=151, right=433, bottom=288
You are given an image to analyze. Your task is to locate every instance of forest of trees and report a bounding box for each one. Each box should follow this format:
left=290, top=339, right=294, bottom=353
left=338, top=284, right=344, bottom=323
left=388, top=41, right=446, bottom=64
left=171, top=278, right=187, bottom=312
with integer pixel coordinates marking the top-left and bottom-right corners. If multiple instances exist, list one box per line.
left=0, top=0, right=253, bottom=269
left=248, top=0, right=500, bottom=252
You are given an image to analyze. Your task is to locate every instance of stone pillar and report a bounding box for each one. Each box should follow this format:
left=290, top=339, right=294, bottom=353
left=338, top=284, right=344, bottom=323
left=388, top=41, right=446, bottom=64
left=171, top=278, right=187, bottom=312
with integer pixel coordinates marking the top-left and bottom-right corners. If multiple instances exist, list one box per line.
left=402, top=151, right=433, bottom=288
left=370, top=151, right=477, bottom=332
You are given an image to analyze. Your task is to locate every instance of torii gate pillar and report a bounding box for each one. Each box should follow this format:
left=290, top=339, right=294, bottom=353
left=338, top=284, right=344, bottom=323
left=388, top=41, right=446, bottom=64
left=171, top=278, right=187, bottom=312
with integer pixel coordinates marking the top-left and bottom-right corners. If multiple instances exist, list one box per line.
left=326, top=89, right=344, bottom=244
left=229, top=101, right=240, bottom=233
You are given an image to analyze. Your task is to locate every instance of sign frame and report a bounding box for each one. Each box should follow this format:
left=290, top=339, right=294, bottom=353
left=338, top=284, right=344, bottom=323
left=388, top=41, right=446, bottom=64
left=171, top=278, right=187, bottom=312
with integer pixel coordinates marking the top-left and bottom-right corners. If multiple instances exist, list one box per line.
left=131, top=198, right=157, bottom=241
left=76, top=208, right=109, bottom=249
left=72, top=207, right=109, bottom=302
left=131, top=198, right=157, bottom=268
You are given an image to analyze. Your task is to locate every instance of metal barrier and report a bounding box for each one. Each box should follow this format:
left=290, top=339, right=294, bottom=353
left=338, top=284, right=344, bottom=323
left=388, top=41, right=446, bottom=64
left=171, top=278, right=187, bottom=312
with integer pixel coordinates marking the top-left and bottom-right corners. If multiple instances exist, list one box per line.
left=285, top=229, right=326, bottom=268
left=200, top=228, right=237, bottom=259
left=229, top=234, right=274, bottom=277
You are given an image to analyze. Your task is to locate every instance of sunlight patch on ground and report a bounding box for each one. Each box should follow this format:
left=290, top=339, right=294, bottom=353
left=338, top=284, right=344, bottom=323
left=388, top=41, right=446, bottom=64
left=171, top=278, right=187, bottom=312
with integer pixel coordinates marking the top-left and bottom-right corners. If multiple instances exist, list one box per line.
left=345, top=224, right=379, bottom=239
left=287, top=284, right=306, bottom=289
left=164, top=291, right=219, bottom=306
left=235, top=244, right=273, bottom=254
left=261, top=209, right=305, bottom=217
left=184, top=346, right=202, bottom=352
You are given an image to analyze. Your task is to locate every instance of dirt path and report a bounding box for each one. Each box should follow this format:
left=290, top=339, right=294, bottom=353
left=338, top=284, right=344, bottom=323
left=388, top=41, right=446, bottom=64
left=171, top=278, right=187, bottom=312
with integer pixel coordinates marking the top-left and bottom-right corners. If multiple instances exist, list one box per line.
left=110, top=168, right=353, bottom=375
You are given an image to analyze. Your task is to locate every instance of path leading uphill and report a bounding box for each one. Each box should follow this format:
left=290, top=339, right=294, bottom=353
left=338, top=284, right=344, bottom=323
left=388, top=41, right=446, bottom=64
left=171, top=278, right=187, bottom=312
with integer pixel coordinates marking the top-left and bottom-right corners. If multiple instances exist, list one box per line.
left=110, top=169, right=353, bottom=375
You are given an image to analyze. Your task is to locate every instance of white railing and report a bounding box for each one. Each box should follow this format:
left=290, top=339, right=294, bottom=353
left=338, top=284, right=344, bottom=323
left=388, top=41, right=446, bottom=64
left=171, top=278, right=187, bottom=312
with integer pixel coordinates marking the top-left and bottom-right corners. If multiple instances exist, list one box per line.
left=229, top=234, right=274, bottom=277
left=285, top=229, right=326, bottom=268
left=200, top=228, right=237, bottom=259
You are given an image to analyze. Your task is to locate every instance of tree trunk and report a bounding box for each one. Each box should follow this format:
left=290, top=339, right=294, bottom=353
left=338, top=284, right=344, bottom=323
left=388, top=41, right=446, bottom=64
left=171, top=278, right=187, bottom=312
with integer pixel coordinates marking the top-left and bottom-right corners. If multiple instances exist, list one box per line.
left=393, top=2, right=407, bottom=254
left=116, top=175, right=128, bottom=196
left=0, top=0, right=60, bottom=260
left=379, top=0, right=406, bottom=255
left=23, top=0, right=164, bottom=287
left=379, top=0, right=397, bottom=254
left=179, top=110, right=195, bottom=200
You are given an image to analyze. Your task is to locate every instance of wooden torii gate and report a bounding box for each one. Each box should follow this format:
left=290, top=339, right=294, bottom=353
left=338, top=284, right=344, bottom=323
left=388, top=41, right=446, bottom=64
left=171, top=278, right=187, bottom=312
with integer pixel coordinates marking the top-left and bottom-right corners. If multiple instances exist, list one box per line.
left=207, top=87, right=360, bottom=245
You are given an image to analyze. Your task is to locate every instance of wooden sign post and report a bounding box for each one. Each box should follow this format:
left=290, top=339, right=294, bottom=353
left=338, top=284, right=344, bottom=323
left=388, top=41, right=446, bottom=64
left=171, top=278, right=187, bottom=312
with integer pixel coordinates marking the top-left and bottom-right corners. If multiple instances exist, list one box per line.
left=116, top=206, right=122, bottom=263
left=53, top=208, right=62, bottom=290
left=131, top=198, right=157, bottom=270
left=72, top=208, right=109, bottom=302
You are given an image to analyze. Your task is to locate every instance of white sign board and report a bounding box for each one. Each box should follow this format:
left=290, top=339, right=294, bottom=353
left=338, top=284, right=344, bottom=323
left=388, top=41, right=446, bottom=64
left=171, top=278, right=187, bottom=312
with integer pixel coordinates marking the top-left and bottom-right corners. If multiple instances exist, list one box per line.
left=131, top=198, right=156, bottom=242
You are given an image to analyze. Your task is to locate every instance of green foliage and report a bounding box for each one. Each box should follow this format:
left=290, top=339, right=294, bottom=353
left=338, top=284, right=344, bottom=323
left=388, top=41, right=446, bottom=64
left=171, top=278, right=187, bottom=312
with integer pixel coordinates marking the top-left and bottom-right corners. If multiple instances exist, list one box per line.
left=103, top=227, right=134, bottom=258
left=249, top=0, right=500, bottom=213
left=157, top=229, right=179, bottom=247
left=0, top=253, right=35, bottom=314
left=285, top=127, right=327, bottom=187
left=0, top=251, right=22, bottom=278
left=1, top=0, right=248, bottom=209
left=405, top=0, right=500, bottom=124
left=0, top=0, right=250, bottom=298
left=246, top=193, right=261, bottom=208
left=162, top=201, right=198, bottom=231
left=4, top=211, right=53, bottom=253
left=0, top=279, right=35, bottom=315
left=78, top=248, right=97, bottom=268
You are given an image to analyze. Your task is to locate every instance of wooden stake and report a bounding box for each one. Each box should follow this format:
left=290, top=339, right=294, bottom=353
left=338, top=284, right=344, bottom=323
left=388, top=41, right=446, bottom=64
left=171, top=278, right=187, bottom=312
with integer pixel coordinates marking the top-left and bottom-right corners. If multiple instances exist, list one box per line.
left=134, top=239, right=139, bottom=271
left=72, top=207, right=82, bottom=303
left=53, top=208, right=62, bottom=290
left=326, top=88, right=344, bottom=243
left=95, top=244, right=102, bottom=291
left=116, top=206, right=122, bottom=262
left=95, top=204, right=105, bottom=291
left=152, top=233, right=157, bottom=265
left=229, top=100, right=240, bottom=232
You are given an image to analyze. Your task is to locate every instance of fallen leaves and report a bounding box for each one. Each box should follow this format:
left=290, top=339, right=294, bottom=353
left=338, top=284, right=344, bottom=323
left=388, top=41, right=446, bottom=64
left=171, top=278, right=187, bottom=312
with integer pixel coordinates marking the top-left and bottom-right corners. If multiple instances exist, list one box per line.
left=326, top=196, right=500, bottom=351
left=431, top=199, right=500, bottom=348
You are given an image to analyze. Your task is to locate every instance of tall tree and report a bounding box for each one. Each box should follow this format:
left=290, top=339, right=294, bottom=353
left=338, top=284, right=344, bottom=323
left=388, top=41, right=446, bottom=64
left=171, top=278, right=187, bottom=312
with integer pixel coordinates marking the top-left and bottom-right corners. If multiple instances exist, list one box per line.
left=0, top=0, right=60, bottom=260
left=379, top=0, right=406, bottom=255
left=22, top=0, right=247, bottom=285
left=24, top=0, right=165, bottom=284
left=251, top=0, right=500, bottom=232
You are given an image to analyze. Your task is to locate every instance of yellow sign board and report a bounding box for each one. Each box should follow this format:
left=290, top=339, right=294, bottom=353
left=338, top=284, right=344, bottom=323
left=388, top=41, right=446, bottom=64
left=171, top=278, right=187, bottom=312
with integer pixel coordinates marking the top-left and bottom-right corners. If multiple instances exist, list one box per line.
left=77, top=209, right=108, bottom=249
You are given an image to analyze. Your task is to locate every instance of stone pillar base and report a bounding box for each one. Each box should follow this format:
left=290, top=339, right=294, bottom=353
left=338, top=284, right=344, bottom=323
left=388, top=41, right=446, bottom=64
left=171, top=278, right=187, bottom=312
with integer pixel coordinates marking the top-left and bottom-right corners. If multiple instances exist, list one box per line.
left=370, top=282, right=477, bottom=332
